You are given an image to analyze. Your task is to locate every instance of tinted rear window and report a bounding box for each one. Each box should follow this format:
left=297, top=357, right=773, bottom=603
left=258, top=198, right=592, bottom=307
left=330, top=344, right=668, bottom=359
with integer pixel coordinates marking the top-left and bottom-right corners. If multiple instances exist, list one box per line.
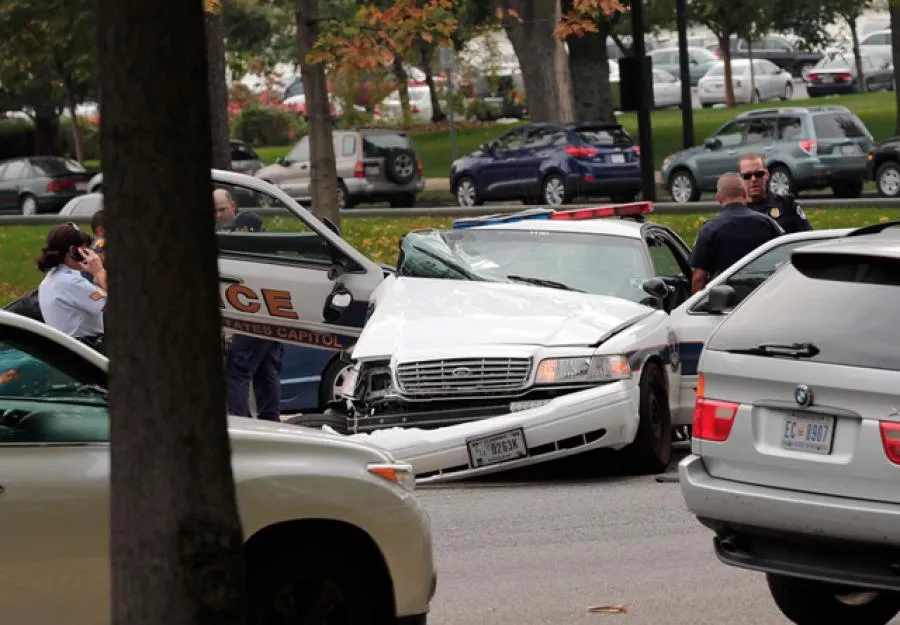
left=575, top=127, right=633, bottom=146
left=813, top=113, right=866, bottom=139
left=30, top=158, right=87, bottom=175
left=363, top=133, right=413, bottom=157
left=707, top=253, right=900, bottom=370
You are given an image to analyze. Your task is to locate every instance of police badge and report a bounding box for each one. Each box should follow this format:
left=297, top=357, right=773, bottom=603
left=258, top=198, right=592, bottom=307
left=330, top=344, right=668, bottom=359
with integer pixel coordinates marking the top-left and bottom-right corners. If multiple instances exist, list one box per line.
left=769, top=206, right=781, bottom=219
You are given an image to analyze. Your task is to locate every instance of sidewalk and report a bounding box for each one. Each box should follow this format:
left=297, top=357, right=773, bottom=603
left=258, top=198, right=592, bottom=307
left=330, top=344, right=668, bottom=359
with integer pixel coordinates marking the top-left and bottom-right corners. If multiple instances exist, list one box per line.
left=426, top=171, right=664, bottom=191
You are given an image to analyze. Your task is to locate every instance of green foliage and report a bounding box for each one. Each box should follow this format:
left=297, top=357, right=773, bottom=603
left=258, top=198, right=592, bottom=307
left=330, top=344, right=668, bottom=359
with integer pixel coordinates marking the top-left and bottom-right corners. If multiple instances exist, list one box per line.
left=0, top=118, right=35, bottom=160
left=231, top=104, right=307, bottom=147
left=464, top=99, right=503, bottom=121
left=59, top=118, right=100, bottom=160
left=223, top=0, right=298, bottom=77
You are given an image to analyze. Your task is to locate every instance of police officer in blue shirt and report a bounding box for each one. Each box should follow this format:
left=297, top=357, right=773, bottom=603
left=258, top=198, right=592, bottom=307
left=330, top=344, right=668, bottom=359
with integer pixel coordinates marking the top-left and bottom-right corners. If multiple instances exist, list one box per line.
left=689, top=173, right=783, bottom=294
left=36, top=223, right=107, bottom=352
left=739, top=153, right=812, bottom=233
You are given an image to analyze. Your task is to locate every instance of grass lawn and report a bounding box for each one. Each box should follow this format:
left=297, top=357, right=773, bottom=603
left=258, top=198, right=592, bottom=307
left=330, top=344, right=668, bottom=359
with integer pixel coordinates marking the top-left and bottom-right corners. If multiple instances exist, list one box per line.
left=3, top=207, right=897, bottom=307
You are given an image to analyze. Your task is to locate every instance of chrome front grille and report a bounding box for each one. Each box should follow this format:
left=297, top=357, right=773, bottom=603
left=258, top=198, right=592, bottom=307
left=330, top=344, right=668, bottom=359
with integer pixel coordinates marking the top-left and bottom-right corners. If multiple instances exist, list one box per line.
left=395, top=358, right=532, bottom=397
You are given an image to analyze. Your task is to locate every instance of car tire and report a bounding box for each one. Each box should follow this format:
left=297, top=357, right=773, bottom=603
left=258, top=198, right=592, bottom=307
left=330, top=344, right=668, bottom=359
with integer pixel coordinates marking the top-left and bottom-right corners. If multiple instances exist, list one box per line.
left=385, top=149, right=417, bottom=185
left=622, top=361, right=673, bottom=475
left=767, top=166, right=794, bottom=197
left=876, top=161, right=900, bottom=198
left=454, top=176, right=482, bottom=207
left=669, top=169, right=700, bottom=203
left=783, top=82, right=793, bottom=100
left=701, top=103, right=713, bottom=109
left=19, top=194, right=38, bottom=216
left=832, top=179, right=864, bottom=199
left=248, top=541, right=380, bottom=625
left=541, top=173, right=570, bottom=206
left=319, top=357, right=354, bottom=410
left=767, top=574, right=900, bottom=625
left=337, top=181, right=355, bottom=210
left=388, top=193, right=416, bottom=208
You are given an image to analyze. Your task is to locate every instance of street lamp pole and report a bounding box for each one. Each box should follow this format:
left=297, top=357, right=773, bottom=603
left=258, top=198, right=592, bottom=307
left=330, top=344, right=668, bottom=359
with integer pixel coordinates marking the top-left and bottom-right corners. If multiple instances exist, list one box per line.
left=675, top=0, right=695, bottom=148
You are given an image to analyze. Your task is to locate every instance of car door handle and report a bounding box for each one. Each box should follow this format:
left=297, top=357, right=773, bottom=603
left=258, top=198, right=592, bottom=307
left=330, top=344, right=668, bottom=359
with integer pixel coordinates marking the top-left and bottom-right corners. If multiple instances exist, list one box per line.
left=727, top=150, right=737, bottom=155
left=219, top=275, right=243, bottom=284
left=764, top=145, right=775, bottom=150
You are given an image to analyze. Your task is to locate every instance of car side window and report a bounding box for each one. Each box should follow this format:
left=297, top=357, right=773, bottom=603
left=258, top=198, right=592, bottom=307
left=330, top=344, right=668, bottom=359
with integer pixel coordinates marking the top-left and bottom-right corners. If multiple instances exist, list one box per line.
left=777, top=116, right=803, bottom=140
left=715, top=121, right=747, bottom=148
left=215, top=181, right=335, bottom=267
left=286, top=138, right=310, bottom=163
left=647, top=232, right=685, bottom=278
left=3, top=161, right=27, bottom=179
left=745, top=118, right=775, bottom=144
left=342, top=135, right=357, bottom=157
left=492, top=128, right=529, bottom=151
left=0, top=330, right=108, bottom=445
left=231, top=146, right=257, bottom=161
left=525, top=127, right=563, bottom=149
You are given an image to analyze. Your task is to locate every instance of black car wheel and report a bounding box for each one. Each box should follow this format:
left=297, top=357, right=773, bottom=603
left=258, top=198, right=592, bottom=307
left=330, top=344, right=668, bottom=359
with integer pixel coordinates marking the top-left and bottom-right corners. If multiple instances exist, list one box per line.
left=767, top=166, right=794, bottom=197
left=541, top=174, right=569, bottom=206
left=669, top=169, right=700, bottom=203
left=622, top=362, right=673, bottom=474
left=767, top=574, right=900, bottom=625
left=385, top=149, right=417, bottom=185
left=454, top=176, right=482, bottom=207
left=19, top=194, right=38, bottom=216
left=876, top=161, right=900, bottom=198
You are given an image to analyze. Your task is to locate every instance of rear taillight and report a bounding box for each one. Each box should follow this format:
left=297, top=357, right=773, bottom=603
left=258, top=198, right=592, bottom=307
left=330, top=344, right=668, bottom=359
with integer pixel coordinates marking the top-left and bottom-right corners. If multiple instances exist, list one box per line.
left=416, top=159, right=423, bottom=177
left=354, top=162, right=365, bottom=178
left=692, top=381, right=739, bottom=443
left=881, top=422, right=900, bottom=465
left=633, top=145, right=641, bottom=156
left=563, top=145, right=599, bottom=159
left=807, top=72, right=819, bottom=81
left=837, top=72, right=852, bottom=81
left=47, top=179, right=75, bottom=192
left=799, top=139, right=817, bottom=156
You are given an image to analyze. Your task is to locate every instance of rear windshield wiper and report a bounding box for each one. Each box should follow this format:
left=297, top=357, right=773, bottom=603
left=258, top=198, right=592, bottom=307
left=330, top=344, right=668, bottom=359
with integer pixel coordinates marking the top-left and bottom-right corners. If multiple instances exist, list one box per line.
left=506, top=275, right=585, bottom=292
left=727, top=342, right=820, bottom=359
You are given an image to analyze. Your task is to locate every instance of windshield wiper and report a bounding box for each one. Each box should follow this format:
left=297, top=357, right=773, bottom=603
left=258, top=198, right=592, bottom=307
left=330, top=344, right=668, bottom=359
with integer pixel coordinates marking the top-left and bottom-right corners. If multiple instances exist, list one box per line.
left=506, top=275, right=585, bottom=292
left=409, top=245, right=482, bottom=281
left=727, top=342, right=820, bottom=359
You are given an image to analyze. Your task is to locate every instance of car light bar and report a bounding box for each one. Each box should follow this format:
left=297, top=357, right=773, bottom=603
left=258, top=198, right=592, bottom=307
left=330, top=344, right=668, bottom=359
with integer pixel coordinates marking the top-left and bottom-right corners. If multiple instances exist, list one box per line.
left=550, top=201, right=654, bottom=220
left=451, top=208, right=554, bottom=229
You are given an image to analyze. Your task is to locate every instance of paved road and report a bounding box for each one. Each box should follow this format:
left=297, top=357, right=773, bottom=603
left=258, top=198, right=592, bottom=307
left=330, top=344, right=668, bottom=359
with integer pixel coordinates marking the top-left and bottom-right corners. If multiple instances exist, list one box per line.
left=417, top=452, right=900, bottom=625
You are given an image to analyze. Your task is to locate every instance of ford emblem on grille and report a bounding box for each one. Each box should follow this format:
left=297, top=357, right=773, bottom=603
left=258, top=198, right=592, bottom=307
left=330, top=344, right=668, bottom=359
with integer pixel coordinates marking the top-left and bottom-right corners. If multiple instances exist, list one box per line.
left=794, top=384, right=813, bottom=407
left=451, top=367, right=472, bottom=378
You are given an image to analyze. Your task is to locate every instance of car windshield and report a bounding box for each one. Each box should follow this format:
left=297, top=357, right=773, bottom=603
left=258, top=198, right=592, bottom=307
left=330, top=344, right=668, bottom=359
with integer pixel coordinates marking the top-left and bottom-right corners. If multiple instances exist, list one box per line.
left=0, top=342, right=105, bottom=405
left=397, top=228, right=653, bottom=302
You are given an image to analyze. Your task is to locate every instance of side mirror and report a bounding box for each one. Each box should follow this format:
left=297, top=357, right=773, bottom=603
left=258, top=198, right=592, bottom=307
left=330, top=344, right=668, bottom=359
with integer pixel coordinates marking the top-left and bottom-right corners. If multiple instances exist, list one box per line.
left=380, top=263, right=397, bottom=277
left=480, top=143, right=494, bottom=154
left=703, top=137, right=720, bottom=150
left=275, top=156, right=286, bottom=165
left=705, top=284, right=735, bottom=314
left=641, top=277, right=671, bottom=304
left=322, top=216, right=341, bottom=237
left=323, top=283, right=353, bottom=323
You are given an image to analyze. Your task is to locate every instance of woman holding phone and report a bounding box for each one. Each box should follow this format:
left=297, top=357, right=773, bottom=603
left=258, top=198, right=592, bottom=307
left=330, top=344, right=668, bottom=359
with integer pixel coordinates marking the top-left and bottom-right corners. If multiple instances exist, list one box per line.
left=36, top=222, right=107, bottom=353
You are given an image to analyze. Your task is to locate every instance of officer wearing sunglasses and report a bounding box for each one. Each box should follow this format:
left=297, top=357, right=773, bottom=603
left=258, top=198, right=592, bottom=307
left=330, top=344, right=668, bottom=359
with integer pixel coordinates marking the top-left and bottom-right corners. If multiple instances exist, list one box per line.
left=739, top=153, right=812, bottom=233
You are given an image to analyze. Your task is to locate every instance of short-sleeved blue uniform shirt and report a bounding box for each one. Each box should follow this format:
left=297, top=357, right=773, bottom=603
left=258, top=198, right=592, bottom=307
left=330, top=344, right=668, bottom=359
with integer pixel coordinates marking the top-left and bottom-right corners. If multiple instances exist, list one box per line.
left=689, top=203, right=784, bottom=278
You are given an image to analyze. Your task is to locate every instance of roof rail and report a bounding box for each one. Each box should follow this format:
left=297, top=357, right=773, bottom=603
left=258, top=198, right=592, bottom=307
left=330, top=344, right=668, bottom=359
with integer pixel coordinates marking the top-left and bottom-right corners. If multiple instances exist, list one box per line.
left=846, top=220, right=900, bottom=237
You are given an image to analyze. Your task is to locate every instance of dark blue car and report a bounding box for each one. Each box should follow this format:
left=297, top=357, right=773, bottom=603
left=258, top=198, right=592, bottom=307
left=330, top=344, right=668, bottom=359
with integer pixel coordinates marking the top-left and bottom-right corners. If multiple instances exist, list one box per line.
left=450, top=123, right=642, bottom=208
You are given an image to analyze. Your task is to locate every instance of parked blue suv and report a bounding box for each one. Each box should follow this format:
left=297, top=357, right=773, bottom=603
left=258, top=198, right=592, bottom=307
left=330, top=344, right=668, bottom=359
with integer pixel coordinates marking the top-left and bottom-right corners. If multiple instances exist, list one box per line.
left=450, top=123, right=642, bottom=207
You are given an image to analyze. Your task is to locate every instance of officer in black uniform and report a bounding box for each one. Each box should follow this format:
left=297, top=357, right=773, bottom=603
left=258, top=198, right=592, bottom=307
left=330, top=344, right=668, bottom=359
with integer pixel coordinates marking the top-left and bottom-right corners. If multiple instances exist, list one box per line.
left=689, top=173, right=783, bottom=294
left=739, top=153, right=812, bottom=233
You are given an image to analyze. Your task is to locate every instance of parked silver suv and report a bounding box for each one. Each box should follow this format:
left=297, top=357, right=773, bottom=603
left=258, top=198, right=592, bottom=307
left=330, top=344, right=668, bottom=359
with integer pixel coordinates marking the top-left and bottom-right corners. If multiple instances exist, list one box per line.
left=256, top=129, right=425, bottom=209
left=680, top=223, right=900, bottom=624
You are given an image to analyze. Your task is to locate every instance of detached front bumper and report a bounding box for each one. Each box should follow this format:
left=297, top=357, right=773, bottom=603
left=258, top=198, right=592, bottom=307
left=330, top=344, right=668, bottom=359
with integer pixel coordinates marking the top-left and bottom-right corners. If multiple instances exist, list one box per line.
left=349, top=380, right=640, bottom=483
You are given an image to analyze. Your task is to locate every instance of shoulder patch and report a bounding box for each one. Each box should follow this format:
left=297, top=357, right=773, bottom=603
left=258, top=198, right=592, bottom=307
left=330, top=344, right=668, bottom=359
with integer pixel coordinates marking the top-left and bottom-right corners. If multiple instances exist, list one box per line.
left=769, top=207, right=781, bottom=219
left=89, top=290, right=107, bottom=301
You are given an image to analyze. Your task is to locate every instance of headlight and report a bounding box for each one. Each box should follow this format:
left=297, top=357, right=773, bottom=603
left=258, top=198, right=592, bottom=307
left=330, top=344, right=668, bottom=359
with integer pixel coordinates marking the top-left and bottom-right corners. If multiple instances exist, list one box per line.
left=368, top=463, right=416, bottom=492
left=661, top=156, right=672, bottom=170
left=535, top=355, right=631, bottom=385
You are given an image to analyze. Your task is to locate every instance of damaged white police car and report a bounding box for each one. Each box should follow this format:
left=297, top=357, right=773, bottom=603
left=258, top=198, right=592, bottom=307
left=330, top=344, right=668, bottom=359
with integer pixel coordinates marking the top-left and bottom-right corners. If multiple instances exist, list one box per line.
left=331, top=204, right=854, bottom=483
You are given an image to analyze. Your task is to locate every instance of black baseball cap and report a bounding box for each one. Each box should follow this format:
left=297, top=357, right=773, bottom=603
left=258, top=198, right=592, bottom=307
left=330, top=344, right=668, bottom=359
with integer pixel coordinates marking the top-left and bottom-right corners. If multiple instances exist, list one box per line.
left=231, top=211, right=264, bottom=232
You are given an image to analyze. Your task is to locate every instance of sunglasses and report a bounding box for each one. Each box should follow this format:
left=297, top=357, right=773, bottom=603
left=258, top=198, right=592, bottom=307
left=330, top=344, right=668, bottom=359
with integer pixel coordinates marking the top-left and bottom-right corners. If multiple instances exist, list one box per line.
left=741, top=170, right=767, bottom=180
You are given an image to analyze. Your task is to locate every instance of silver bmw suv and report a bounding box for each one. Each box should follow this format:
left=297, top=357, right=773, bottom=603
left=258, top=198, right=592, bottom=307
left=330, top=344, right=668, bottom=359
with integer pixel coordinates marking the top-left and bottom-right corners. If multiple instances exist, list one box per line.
left=680, top=224, right=900, bottom=625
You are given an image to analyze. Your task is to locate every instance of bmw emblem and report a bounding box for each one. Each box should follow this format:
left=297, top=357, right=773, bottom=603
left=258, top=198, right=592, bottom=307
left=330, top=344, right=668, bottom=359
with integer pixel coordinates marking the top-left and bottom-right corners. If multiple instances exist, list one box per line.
left=794, top=384, right=813, bottom=407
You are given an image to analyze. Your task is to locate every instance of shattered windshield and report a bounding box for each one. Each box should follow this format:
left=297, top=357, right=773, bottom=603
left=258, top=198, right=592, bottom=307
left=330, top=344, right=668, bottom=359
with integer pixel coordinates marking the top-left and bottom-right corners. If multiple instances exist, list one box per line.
left=397, top=228, right=654, bottom=302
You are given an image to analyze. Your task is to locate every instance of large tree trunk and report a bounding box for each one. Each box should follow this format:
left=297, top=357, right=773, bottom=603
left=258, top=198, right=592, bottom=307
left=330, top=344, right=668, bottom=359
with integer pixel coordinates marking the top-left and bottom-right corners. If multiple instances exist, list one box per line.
left=567, top=23, right=614, bottom=122
left=296, top=0, right=340, bottom=226
left=392, top=55, right=412, bottom=126
left=34, top=110, right=62, bottom=155
left=848, top=15, right=866, bottom=94
left=893, top=2, right=900, bottom=134
left=66, top=96, right=85, bottom=162
left=719, top=33, right=736, bottom=106
left=206, top=9, right=232, bottom=169
left=496, top=0, right=574, bottom=122
left=96, top=1, right=246, bottom=625
left=419, top=41, right=446, bottom=123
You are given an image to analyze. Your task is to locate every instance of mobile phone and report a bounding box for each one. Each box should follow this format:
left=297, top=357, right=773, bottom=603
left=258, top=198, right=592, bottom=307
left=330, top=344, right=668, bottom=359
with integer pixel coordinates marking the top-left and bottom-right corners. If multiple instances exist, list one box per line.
left=71, top=247, right=85, bottom=262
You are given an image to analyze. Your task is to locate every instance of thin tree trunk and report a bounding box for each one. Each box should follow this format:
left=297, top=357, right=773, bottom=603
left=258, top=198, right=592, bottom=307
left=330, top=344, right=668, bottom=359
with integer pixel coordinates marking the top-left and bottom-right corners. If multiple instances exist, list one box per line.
left=747, top=37, right=756, bottom=103
left=392, top=55, right=411, bottom=126
left=66, top=96, right=85, bottom=162
left=495, top=0, right=574, bottom=122
left=296, top=0, right=340, bottom=226
left=34, top=110, right=62, bottom=155
left=848, top=16, right=866, bottom=93
left=892, top=1, right=900, bottom=134
left=567, top=23, right=615, bottom=122
left=96, top=1, right=245, bottom=625
left=206, top=9, right=232, bottom=169
left=719, top=33, right=736, bottom=107
left=419, top=41, right=446, bottom=123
